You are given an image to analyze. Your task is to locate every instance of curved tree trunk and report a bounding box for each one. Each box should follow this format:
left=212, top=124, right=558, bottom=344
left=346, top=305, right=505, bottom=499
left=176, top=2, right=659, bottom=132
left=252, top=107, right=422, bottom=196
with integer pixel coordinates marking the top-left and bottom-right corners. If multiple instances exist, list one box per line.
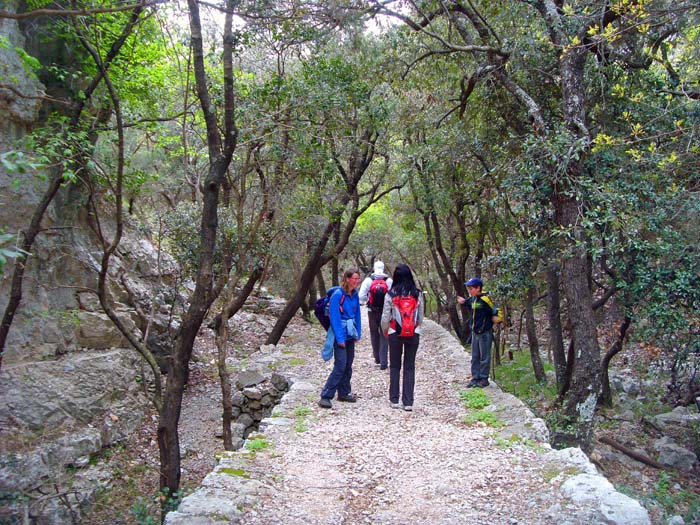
left=266, top=222, right=335, bottom=345
left=598, top=316, right=632, bottom=408
left=546, top=261, right=567, bottom=389
left=524, top=286, right=546, bottom=382
left=266, top=128, right=388, bottom=345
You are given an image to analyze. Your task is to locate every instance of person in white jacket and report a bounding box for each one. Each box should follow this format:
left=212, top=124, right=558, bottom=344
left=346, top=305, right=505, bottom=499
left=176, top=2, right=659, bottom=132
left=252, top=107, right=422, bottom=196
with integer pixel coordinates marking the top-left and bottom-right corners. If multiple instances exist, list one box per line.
left=358, top=260, right=392, bottom=369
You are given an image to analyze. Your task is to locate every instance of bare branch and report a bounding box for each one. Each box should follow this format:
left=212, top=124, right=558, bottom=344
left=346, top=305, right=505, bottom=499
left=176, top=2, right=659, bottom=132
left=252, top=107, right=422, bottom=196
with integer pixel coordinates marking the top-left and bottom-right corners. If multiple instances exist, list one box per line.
left=0, top=1, right=159, bottom=19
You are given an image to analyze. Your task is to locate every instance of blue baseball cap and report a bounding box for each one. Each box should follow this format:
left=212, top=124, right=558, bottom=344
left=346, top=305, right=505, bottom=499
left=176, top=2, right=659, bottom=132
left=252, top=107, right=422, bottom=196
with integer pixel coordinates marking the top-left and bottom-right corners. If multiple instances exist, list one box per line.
left=465, top=277, right=483, bottom=288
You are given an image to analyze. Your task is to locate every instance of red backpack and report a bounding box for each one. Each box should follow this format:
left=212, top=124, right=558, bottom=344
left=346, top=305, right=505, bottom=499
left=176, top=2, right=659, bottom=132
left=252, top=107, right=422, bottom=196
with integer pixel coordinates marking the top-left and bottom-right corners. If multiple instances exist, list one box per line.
left=390, top=295, right=419, bottom=336
left=368, top=277, right=388, bottom=312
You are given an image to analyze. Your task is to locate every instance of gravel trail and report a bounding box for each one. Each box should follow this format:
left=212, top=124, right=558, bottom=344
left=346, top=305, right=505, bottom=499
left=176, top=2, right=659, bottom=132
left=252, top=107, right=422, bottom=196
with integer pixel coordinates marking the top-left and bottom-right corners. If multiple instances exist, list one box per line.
left=243, top=314, right=561, bottom=525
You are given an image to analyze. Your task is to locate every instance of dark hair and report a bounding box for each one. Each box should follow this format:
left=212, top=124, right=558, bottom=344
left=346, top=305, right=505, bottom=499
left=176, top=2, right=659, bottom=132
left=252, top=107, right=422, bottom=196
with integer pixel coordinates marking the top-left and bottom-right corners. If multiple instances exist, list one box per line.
left=341, top=268, right=360, bottom=293
left=390, top=263, right=420, bottom=298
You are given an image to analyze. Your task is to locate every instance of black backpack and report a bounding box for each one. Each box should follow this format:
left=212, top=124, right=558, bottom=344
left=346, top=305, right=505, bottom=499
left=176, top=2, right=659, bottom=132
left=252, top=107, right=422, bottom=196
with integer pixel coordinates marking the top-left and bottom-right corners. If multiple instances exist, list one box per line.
left=314, top=286, right=344, bottom=331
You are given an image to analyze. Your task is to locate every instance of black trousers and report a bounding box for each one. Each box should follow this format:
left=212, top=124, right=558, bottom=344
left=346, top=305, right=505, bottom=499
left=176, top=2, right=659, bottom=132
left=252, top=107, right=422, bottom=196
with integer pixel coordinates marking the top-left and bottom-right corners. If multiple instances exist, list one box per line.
left=388, top=332, right=420, bottom=406
left=368, top=309, right=388, bottom=368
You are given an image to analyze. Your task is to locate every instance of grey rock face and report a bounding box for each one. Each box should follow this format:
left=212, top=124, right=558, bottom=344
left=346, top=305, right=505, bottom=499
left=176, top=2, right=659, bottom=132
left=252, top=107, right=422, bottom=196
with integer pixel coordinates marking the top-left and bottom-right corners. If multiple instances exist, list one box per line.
left=653, top=436, right=697, bottom=471
left=0, top=3, right=45, bottom=141
left=0, top=348, right=150, bottom=523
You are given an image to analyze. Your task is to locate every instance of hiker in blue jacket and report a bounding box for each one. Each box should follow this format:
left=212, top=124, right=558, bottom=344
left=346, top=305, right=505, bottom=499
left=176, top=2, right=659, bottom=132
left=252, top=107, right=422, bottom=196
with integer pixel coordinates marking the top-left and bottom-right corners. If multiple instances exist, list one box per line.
left=318, top=268, right=362, bottom=409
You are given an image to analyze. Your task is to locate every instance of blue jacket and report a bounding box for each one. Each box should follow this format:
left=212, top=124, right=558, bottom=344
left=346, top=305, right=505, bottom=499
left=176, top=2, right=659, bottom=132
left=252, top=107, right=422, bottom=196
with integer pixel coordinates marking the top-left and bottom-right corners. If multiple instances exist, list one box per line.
left=329, top=288, right=361, bottom=344
left=322, top=319, right=359, bottom=361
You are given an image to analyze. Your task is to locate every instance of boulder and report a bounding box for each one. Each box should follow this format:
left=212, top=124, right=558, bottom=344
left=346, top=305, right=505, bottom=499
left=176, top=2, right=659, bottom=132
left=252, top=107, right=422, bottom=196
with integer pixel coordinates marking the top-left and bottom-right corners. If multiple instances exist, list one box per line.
left=560, top=473, right=650, bottom=525
left=653, top=436, right=697, bottom=471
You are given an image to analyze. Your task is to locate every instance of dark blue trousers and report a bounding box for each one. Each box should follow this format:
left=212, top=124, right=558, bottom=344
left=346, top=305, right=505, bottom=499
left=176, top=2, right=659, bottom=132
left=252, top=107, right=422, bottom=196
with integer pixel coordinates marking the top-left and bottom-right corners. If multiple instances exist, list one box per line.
left=321, top=338, right=356, bottom=399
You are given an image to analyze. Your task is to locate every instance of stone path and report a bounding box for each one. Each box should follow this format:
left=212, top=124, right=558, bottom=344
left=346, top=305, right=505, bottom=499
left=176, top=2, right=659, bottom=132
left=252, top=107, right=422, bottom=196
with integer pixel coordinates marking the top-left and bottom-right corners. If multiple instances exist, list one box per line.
left=166, top=312, right=650, bottom=525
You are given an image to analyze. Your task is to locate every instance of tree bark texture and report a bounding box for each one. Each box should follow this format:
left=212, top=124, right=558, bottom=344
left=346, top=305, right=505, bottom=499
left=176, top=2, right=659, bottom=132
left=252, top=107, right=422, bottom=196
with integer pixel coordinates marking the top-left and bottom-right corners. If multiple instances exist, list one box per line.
left=216, top=319, right=234, bottom=450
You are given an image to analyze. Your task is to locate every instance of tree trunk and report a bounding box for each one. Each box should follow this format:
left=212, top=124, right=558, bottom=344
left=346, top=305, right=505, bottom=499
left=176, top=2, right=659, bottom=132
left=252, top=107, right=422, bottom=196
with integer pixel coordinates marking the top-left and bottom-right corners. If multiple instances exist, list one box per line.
left=598, top=316, right=632, bottom=408
left=554, top=42, right=601, bottom=451
left=558, top=337, right=576, bottom=400
left=216, top=319, right=234, bottom=450
left=158, top=316, right=199, bottom=496
left=213, top=268, right=263, bottom=449
left=560, top=217, right=601, bottom=450
left=266, top=223, right=336, bottom=344
left=493, top=324, right=501, bottom=366
left=316, top=268, right=327, bottom=297
left=0, top=174, right=63, bottom=366
left=157, top=0, right=239, bottom=499
left=265, top=127, right=384, bottom=345
left=546, top=261, right=567, bottom=391
left=524, top=287, right=546, bottom=382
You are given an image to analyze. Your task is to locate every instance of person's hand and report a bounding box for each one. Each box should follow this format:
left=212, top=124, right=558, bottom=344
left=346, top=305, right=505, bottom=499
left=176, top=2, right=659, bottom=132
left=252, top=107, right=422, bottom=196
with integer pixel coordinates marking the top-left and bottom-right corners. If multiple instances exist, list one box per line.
left=457, top=296, right=465, bottom=305
left=338, top=342, right=346, bottom=348
left=492, top=315, right=502, bottom=324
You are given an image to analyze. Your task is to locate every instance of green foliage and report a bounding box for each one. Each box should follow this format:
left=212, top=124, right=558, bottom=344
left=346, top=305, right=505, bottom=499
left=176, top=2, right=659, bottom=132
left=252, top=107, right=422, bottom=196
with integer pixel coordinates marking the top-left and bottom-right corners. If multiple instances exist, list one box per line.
left=460, top=386, right=503, bottom=427
left=487, top=432, right=543, bottom=451
left=496, top=350, right=557, bottom=408
left=463, top=410, right=505, bottom=428
left=293, top=406, right=312, bottom=417
left=11, top=116, right=92, bottom=185
left=219, top=467, right=250, bottom=477
left=244, top=436, right=271, bottom=451
left=294, top=417, right=309, bottom=433
left=629, top=472, right=700, bottom=523
left=25, top=0, right=54, bottom=9
left=0, top=233, right=29, bottom=275
left=0, top=36, right=41, bottom=79
left=459, top=388, right=490, bottom=409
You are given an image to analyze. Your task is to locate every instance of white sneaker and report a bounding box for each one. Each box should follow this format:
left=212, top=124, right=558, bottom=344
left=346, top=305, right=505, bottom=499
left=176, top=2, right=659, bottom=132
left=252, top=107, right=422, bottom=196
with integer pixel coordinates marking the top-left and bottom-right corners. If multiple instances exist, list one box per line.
left=391, top=402, right=401, bottom=409
left=403, top=405, right=413, bottom=412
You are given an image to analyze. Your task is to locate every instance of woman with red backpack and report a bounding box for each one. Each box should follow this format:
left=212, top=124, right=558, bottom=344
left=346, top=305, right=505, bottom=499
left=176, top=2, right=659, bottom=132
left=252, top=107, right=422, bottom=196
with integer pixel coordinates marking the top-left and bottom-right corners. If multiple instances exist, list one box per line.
left=381, top=264, right=424, bottom=412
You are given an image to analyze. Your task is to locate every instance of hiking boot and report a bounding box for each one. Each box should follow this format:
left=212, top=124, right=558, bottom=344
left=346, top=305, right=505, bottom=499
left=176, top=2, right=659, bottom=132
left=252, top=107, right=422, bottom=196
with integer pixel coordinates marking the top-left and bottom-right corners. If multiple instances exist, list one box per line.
left=403, top=405, right=413, bottom=412
left=379, top=365, right=388, bottom=370
left=466, top=379, right=479, bottom=388
left=476, top=379, right=490, bottom=388
left=391, top=402, right=401, bottom=409
left=337, top=393, right=357, bottom=402
left=318, top=398, right=332, bottom=408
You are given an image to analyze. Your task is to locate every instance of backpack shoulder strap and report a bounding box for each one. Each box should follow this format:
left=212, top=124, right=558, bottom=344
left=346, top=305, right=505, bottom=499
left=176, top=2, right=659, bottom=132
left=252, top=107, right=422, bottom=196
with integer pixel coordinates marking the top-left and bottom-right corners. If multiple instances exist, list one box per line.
left=480, top=294, right=495, bottom=310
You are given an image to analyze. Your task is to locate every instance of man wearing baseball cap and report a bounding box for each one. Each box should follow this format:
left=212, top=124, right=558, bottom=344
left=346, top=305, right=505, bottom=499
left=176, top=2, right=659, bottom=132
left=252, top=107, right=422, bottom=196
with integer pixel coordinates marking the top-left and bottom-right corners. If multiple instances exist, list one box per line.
left=457, top=277, right=503, bottom=388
